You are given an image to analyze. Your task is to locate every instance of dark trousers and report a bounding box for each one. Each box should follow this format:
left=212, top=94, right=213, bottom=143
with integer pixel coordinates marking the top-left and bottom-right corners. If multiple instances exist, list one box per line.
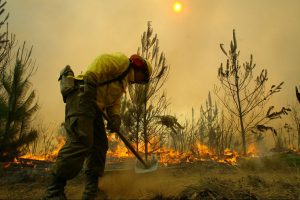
left=52, top=89, right=108, bottom=180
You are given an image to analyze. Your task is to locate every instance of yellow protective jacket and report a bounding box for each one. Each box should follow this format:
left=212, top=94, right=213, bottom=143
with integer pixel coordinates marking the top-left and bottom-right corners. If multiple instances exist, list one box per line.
left=82, top=52, right=133, bottom=118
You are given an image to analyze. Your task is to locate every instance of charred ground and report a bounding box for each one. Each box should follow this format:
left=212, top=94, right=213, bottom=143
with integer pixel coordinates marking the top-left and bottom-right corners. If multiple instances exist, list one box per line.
left=1, top=152, right=300, bottom=200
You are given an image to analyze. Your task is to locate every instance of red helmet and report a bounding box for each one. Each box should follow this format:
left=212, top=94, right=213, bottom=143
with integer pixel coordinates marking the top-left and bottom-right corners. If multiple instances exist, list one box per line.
left=129, top=54, right=152, bottom=83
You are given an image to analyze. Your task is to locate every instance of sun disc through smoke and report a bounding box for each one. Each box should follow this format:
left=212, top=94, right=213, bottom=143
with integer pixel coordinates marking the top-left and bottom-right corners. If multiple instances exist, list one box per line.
left=173, top=2, right=183, bottom=13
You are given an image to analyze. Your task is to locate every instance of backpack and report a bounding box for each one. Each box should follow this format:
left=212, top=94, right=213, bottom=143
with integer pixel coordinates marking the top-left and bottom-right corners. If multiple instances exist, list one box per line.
left=58, top=65, right=131, bottom=102
left=58, top=65, right=75, bottom=102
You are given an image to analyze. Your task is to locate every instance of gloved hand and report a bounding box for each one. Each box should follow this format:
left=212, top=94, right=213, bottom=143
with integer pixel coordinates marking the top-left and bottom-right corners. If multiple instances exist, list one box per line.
left=107, top=115, right=121, bottom=133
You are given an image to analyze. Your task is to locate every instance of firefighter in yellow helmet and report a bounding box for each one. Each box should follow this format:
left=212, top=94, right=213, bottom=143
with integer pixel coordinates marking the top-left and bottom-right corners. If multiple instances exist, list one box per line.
left=43, top=52, right=152, bottom=200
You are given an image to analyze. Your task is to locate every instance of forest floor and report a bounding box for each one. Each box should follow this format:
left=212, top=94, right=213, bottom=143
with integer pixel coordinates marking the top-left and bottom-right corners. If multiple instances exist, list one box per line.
left=0, top=152, right=300, bottom=200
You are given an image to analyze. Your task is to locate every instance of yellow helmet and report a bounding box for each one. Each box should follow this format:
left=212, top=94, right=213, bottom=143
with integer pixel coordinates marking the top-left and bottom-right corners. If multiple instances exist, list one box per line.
left=129, top=54, right=152, bottom=84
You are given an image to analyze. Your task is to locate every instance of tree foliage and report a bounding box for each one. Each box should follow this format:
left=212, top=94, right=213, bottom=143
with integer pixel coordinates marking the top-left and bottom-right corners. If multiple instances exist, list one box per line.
left=155, top=114, right=185, bottom=151
left=200, top=92, right=219, bottom=149
left=124, top=22, right=170, bottom=159
left=0, top=42, right=39, bottom=161
left=289, top=103, right=300, bottom=149
left=0, top=2, right=39, bottom=161
left=197, top=92, right=236, bottom=154
left=0, top=0, right=10, bottom=76
left=215, top=30, right=289, bottom=154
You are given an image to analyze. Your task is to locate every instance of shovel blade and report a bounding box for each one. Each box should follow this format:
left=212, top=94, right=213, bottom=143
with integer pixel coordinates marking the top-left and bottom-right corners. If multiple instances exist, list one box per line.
left=134, top=159, right=158, bottom=174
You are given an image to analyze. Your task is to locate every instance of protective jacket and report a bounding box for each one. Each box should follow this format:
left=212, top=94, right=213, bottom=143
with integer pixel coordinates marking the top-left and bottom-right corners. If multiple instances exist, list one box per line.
left=82, top=52, right=133, bottom=118
left=48, top=53, right=134, bottom=194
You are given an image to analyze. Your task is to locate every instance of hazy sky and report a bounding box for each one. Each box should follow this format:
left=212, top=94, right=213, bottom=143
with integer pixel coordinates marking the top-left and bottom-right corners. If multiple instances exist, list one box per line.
left=6, top=0, right=300, bottom=124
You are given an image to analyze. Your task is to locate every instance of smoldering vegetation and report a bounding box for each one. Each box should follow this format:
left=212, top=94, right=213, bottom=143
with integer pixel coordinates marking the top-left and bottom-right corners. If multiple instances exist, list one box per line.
left=1, top=154, right=300, bottom=200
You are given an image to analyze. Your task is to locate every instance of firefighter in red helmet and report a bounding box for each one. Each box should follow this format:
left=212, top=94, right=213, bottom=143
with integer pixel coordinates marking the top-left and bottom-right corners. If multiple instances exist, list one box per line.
left=43, top=52, right=152, bottom=200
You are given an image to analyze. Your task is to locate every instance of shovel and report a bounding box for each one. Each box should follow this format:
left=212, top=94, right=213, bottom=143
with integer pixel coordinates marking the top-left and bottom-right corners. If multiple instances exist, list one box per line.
left=114, top=129, right=158, bottom=173
left=102, top=112, right=158, bottom=173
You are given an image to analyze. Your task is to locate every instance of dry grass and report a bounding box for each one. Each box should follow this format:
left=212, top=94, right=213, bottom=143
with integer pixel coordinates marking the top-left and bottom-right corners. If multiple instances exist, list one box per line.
left=0, top=156, right=300, bottom=199
left=165, top=171, right=300, bottom=200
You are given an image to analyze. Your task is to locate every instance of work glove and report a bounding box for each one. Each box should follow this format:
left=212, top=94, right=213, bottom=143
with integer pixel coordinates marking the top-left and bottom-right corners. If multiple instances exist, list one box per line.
left=107, top=115, right=121, bottom=133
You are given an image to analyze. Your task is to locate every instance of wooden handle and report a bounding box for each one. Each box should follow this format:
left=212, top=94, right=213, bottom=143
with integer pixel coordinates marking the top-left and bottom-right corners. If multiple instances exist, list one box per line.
left=115, top=130, right=149, bottom=168
left=102, top=112, right=149, bottom=168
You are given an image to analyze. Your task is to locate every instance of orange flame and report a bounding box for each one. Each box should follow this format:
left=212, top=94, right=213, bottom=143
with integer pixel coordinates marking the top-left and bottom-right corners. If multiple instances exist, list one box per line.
left=16, top=133, right=242, bottom=166
left=107, top=133, right=133, bottom=159
left=20, top=136, right=65, bottom=161
left=247, top=144, right=258, bottom=157
left=154, top=143, right=239, bottom=166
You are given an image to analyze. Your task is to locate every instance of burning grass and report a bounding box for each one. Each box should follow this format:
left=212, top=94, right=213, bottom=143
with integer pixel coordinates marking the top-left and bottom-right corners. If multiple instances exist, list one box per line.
left=2, top=133, right=300, bottom=199
left=18, top=132, right=243, bottom=167
left=107, top=133, right=243, bottom=166
left=19, top=135, right=66, bottom=162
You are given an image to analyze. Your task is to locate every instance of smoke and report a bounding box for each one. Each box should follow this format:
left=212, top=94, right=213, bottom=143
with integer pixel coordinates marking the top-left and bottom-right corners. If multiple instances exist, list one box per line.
left=100, top=168, right=195, bottom=199
left=6, top=0, right=300, bottom=127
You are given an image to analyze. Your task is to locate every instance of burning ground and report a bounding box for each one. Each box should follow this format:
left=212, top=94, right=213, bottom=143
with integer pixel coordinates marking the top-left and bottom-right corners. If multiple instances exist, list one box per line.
left=1, top=142, right=300, bottom=199
left=0, top=157, right=300, bottom=199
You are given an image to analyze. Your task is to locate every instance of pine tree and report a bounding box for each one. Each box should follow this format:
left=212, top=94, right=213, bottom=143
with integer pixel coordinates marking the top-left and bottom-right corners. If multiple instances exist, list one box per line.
left=0, top=0, right=10, bottom=77
left=202, top=92, right=219, bottom=148
left=0, top=43, right=39, bottom=161
left=126, top=22, right=169, bottom=160
left=215, top=30, right=290, bottom=154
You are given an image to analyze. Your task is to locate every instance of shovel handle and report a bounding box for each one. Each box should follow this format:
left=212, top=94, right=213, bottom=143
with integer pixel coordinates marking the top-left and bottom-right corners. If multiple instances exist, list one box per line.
left=115, top=130, right=149, bottom=169
left=101, top=112, right=149, bottom=169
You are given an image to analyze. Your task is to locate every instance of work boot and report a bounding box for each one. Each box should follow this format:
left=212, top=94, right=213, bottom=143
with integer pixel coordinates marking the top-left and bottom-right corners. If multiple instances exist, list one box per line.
left=82, top=171, right=107, bottom=200
left=42, top=174, right=67, bottom=200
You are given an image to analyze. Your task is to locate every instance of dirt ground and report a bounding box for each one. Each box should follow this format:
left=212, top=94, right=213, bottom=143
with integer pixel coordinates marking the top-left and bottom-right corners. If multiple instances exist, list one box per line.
left=0, top=157, right=300, bottom=200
